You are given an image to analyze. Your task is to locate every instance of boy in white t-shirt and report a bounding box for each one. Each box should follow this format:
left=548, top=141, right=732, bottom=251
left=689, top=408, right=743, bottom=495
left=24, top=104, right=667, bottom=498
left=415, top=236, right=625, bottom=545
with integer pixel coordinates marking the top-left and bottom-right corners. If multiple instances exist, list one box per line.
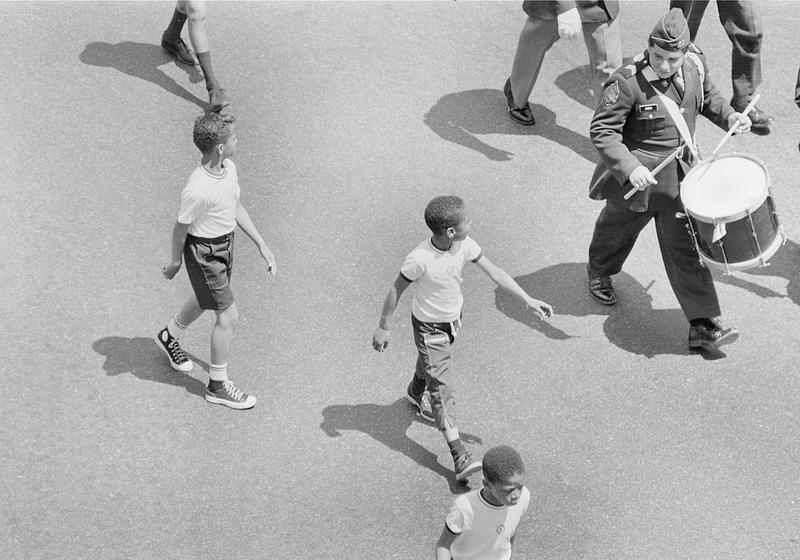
left=156, top=113, right=276, bottom=409
left=372, top=196, right=552, bottom=480
left=436, top=445, right=531, bottom=560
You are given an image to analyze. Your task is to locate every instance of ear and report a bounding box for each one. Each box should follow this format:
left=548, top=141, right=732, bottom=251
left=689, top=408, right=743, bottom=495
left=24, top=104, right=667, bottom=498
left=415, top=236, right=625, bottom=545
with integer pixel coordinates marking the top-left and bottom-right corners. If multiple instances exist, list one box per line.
left=446, top=227, right=456, bottom=239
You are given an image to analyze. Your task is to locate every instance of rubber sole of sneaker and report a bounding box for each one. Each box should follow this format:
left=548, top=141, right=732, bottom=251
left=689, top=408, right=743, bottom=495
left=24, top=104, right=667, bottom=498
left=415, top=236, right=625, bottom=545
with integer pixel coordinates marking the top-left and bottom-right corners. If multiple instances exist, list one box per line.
left=455, top=459, right=482, bottom=481
left=204, top=392, right=256, bottom=410
left=154, top=334, right=194, bottom=372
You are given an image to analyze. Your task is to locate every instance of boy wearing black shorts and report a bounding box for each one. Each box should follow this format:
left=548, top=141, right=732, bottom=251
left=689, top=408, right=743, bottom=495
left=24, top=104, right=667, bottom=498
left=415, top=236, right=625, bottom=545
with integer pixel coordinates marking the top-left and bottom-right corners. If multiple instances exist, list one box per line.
left=156, top=112, right=275, bottom=409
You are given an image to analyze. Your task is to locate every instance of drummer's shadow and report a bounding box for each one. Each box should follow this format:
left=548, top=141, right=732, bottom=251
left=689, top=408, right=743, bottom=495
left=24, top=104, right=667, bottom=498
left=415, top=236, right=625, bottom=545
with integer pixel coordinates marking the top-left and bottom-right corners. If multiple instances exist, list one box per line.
left=715, top=238, right=800, bottom=305
left=495, top=262, right=691, bottom=358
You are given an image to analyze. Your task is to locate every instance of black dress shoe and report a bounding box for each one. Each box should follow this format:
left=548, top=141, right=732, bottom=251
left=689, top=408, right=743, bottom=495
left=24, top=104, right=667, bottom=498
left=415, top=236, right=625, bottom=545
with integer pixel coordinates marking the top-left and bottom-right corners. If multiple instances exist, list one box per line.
left=161, top=34, right=197, bottom=66
left=588, top=275, right=617, bottom=305
left=688, top=319, right=739, bottom=351
left=504, top=78, right=535, bottom=126
left=733, top=100, right=773, bottom=136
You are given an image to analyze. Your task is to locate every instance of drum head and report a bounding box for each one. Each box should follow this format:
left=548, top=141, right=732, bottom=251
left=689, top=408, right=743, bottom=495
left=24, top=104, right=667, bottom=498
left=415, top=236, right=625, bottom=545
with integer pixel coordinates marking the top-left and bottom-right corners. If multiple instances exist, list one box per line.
left=681, top=153, right=769, bottom=222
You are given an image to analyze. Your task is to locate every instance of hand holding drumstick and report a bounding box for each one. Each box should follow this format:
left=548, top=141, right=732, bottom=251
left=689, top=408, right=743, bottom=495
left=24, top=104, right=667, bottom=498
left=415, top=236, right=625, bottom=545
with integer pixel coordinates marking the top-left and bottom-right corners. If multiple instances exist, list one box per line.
left=624, top=94, right=757, bottom=200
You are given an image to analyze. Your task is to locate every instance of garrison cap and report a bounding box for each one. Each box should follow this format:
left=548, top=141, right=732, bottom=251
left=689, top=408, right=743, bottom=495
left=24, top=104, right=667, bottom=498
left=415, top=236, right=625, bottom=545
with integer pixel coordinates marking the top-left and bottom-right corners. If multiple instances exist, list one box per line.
left=649, top=8, right=690, bottom=51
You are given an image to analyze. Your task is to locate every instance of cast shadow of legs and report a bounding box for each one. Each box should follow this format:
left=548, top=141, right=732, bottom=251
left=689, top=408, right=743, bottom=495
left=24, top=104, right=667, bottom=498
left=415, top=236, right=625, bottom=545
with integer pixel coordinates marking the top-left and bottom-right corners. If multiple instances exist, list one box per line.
left=715, top=238, right=800, bottom=306
left=320, top=398, right=482, bottom=494
left=554, top=59, right=636, bottom=111
left=494, top=262, right=689, bottom=357
left=93, top=336, right=207, bottom=397
left=79, top=41, right=206, bottom=109
left=423, top=89, right=597, bottom=162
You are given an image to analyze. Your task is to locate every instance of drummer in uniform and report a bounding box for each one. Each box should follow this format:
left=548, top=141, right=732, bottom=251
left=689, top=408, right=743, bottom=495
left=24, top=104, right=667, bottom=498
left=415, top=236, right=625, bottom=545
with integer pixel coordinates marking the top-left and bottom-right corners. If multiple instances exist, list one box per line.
left=585, top=8, right=751, bottom=352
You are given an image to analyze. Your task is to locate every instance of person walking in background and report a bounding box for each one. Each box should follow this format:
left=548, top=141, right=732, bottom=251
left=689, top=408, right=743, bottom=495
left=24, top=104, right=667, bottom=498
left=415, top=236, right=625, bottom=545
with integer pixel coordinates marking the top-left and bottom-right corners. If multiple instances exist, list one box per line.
left=504, top=0, right=622, bottom=125
left=160, top=0, right=230, bottom=112
left=670, top=0, right=773, bottom=135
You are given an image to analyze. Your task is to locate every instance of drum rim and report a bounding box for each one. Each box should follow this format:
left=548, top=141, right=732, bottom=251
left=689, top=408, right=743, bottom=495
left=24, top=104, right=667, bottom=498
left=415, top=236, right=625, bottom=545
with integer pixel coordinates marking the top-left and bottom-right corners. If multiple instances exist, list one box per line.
left=680, top=152, right=771, bottom=223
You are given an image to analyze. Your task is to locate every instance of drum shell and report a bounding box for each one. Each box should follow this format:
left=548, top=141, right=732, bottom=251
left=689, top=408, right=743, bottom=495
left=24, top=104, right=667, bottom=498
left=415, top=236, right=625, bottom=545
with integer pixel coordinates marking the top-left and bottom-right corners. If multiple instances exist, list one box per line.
left=687, top=196, right=781, bottom=267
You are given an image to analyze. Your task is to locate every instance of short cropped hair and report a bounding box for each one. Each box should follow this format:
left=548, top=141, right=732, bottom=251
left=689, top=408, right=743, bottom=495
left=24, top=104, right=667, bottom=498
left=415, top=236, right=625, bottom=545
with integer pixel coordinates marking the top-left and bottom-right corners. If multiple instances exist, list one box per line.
left=193, top=113, right=236, bottom=153
left=424, top=196, right=465, bottom=235
left=482, top=445, right=525, bottom=484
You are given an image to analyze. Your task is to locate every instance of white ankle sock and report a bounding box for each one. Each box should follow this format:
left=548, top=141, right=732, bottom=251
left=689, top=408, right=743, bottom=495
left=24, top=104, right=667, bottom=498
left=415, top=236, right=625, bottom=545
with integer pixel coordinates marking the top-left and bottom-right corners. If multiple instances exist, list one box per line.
left=209, top=363, right=228, bottom=382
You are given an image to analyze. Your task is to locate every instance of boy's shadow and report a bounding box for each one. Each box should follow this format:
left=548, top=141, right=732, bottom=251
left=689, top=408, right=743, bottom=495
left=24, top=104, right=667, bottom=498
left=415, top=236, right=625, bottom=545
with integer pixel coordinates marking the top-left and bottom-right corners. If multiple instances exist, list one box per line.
left=494, top=262, right=708, bottom=358
left=716, top=238, right=800, bottom=306
left=320, top=398, right=482, bottom=494
left=79, top=41, right=206, bottom=109
left=423, top=89, right=597, bottom=162
left=93, top=336, right=207, bottom=396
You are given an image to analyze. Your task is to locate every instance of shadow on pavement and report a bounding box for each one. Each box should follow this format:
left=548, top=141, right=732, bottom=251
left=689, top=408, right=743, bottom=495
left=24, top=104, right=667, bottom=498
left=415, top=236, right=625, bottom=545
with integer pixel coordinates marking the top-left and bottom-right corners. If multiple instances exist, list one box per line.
left=554, top=64, right=596, bottom=110
left=554, top=59, right=636, bottom=111
left=495, top=262, right=698, bottom=358
left=93, top=336, right=207, bottom=397
left=423, top=89, right=597, bottom=162
left=715, top=238, right=800, bottom=306
left=79, top=41, right=207, bottom=110
left=320, top=398, right=482, bottom=494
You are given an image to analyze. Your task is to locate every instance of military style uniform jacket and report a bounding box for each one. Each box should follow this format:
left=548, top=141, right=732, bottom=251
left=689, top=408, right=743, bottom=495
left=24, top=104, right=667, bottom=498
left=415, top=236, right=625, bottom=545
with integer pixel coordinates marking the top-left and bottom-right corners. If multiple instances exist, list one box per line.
left=588, top=46, right=734, bottom=212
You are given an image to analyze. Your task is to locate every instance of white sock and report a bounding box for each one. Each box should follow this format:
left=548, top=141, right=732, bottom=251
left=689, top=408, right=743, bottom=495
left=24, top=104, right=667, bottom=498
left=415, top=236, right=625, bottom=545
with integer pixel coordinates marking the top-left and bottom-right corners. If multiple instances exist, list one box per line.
left=167, top=316, right=188, bottom=339
left=209, top=363, right=228, bottom=382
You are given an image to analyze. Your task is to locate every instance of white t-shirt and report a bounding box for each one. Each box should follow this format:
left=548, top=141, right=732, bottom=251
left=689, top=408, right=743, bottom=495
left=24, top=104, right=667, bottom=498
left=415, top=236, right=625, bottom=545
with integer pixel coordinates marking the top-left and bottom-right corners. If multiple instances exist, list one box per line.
left=446, top=487, right=531, bottom=560
left=177, top=159, right=240, bottom=238
left=400, top=236, right=482, bottom=323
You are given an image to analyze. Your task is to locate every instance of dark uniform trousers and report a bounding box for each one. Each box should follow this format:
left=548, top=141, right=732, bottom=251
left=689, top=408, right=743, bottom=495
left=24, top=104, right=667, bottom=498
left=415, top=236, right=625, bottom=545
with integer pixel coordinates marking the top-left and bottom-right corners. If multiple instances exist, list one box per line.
left=588, top=195, right=721, bottom=321
left=669, top=0, right=762, bottom=105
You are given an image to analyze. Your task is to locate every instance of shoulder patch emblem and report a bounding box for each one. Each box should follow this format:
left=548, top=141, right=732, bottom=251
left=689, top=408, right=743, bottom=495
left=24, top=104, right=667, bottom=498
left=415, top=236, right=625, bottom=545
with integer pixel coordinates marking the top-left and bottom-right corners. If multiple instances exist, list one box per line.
left=600, top=81, right=619, bottom=107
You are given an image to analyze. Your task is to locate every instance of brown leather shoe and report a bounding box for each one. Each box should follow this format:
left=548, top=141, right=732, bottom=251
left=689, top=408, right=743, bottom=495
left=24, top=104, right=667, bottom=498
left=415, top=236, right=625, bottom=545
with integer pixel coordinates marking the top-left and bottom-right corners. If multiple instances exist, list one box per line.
left=588, top=275, right=617, bottom=305
left=688, top=319, right=739, bottom=351
left=504, top=78, right=535, bottom=125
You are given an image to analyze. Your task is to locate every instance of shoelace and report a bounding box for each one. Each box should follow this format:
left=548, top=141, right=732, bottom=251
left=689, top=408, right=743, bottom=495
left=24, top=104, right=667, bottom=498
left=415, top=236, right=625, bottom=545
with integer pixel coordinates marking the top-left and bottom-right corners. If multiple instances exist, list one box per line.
left=167, top=339, right=188, bottom=363
left=419, top=394, right=432, bottom=410
left=222, top=380, right=245, bottom=401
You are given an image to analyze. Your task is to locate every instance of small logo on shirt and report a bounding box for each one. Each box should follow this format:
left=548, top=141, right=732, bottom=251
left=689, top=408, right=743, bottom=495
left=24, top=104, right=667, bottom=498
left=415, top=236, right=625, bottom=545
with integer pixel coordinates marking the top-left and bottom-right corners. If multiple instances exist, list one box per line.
left=447, top=265, right=456, bottom=275
left=496, top=524, right=505, bottom=534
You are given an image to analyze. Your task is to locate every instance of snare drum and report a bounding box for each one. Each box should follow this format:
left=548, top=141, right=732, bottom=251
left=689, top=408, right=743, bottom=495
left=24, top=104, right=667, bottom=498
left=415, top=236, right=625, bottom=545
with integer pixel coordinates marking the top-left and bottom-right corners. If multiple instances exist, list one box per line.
left=680, top=153, right=784, bottom=273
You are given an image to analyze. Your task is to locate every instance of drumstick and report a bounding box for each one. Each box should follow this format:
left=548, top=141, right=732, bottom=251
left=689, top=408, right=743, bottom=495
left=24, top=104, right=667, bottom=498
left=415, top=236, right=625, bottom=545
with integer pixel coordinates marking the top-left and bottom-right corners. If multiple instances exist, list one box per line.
left=623, top=146, right=683, bottom=200
left=711, top=93, right=760, bottom=157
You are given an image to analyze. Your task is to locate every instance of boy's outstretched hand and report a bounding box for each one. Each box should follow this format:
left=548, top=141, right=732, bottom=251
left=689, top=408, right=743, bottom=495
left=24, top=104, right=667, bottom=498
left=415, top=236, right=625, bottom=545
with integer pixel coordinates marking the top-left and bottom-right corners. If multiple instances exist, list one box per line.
left=527, top=297, right=553, bottom=319
left=162, top=261, right=182, bottom=280
left=372, top=327, right=390, bottom=352
left=259, top=245, right=277, bottom=276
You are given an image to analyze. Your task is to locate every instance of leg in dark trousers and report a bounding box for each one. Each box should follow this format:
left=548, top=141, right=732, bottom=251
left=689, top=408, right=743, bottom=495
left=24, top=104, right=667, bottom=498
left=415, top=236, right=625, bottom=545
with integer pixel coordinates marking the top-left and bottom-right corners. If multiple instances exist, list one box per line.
left=653, top=201, right=721, bottom=321
left=588, top=202, right=654, bottom=278
left=716, top=0, right=763, bottom=105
